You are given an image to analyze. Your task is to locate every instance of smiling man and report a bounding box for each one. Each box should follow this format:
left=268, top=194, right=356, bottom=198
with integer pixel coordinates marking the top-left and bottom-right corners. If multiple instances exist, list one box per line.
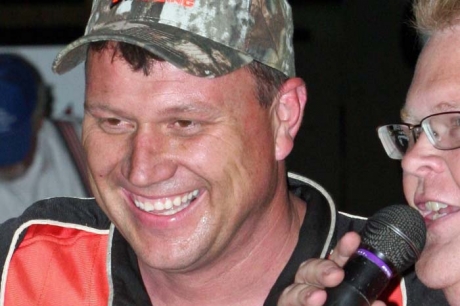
left=0, top=0, right=442, bottom=306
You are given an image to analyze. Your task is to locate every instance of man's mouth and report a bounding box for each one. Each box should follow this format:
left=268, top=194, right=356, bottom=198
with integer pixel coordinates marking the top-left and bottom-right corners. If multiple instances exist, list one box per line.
left=133, top=189, right=199, bottom=215
left=420, top=201, right=448, bottom=221
left=418, top=201, right=460, bottom=221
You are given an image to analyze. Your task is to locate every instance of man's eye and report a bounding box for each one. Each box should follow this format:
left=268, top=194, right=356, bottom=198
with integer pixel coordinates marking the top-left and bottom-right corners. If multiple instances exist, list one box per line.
left=105, top=118, right=122, bottom=126
left=170, top=120, right=202, bottom=135
left=98, top=117, right=134, bottom=134
left=442, top=114, right=460, bottom=127
left=174, top=120, right=194, bottom=128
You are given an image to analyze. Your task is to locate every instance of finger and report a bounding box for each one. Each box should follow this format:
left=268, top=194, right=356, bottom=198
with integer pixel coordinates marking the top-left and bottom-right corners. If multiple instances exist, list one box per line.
left=371, top=301, right=386, bottom=306
left=294, top=258, right=344, bottom=288
left=278, top=282, right=327, bottom=306
left=329, top=231, right=361, bottom=267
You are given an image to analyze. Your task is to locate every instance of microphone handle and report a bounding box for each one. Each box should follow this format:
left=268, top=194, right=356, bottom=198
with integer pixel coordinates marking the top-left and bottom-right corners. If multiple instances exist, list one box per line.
left=324, top=281, right=370, bottom=306
left=324, top=253, right=391, bottom=306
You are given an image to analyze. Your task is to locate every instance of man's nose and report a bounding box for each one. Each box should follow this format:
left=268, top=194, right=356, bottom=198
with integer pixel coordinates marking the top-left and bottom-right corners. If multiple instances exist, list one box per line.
left=401, top=132, right=445, bottom=176
left=123, top=127, right=178, bottom=187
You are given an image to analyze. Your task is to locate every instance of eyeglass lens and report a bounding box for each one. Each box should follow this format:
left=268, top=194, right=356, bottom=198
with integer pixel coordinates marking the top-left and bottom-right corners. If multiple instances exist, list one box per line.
left=378, top=125, right=413, bottom=159
left=378, top=112, right=460, bottom=160
left=424, top=113, right=460, bottom=149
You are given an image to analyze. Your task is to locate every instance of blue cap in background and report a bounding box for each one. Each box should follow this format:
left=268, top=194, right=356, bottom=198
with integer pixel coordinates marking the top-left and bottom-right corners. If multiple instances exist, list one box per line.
left=0, top=54, right=39, bottom=167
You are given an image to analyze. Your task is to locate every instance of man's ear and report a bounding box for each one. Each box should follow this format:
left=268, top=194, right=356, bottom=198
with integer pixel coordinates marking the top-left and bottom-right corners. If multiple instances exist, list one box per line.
left=273, top=77, right=307, bottom=161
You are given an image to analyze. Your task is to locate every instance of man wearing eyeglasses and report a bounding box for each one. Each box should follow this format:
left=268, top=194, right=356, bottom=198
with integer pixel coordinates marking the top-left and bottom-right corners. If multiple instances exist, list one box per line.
left=279, top=0, right=460, bottom=305
left=376, top=0, right=460, bottom=302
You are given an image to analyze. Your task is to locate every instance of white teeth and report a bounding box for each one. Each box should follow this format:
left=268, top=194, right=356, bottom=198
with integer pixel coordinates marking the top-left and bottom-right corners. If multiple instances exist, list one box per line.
left=134, top=200, right=143, bottom=209
left=424, top=201, right=449, bottom=221
left=154, top=201, right=164, bottom=210
left=425, top=201, right=448, bottom=212
left=164, top=199, right=172, bottom=209
left=144, top=202, right=154, bottom=212
left=134, top=189, right=199, bottom=215
left=432, top=213, right=447, bottom=220
left=173, top=197, right=181, bottom=206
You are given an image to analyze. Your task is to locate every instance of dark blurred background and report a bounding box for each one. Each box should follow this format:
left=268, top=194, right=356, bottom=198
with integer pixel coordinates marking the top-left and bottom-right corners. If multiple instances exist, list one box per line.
left=287, top=0, right=420, bottom=216
left=0, top=0, right=420, bottom=217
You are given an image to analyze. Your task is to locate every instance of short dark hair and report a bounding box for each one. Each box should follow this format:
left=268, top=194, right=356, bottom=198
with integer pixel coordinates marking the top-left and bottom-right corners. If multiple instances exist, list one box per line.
left=88, top=41, right=288, bottom=108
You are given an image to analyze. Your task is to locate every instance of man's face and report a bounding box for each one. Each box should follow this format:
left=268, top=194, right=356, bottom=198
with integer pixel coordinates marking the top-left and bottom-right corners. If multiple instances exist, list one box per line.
left=83, top=47, right=282, bottom=272
left=401, top=24, right=460, bottom=290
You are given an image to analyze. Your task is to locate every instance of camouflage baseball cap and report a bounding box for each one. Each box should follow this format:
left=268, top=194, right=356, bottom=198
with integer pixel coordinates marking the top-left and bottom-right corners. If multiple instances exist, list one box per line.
left=52, top=0, right=295, bottom=78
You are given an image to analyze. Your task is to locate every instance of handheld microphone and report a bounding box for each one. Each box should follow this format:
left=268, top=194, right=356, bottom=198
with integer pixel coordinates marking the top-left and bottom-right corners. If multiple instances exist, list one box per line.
left=324, top=204, right=426, bottom=306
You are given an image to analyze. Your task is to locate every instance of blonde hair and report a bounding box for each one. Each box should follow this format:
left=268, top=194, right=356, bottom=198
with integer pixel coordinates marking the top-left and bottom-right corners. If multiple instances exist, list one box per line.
left=413, top=0, right=460, bottom=38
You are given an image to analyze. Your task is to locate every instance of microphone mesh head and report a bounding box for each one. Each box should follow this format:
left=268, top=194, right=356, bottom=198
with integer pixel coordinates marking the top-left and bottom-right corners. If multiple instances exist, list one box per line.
left=361, top=204, right=426, bottom=273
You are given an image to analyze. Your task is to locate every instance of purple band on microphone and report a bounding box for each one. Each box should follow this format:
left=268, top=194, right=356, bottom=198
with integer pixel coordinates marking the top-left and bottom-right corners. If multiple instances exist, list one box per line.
left=356, top=248, right=393, bottom=278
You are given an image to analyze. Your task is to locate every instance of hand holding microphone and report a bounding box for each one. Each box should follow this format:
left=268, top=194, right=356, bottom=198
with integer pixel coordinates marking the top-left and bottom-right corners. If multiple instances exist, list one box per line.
left=324, top=204, right=426, bottom=306
left=277, top=205, right=426, bottom=306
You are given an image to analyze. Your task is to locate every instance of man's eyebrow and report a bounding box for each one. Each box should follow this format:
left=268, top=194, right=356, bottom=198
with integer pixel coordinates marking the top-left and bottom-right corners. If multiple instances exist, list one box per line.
left=84, top=102, right=111, bottom=112
left=433, top=102, right=460, bottom=112
left=400, top=108, right=412, bottom=122
left=400, top=102, right=460, bottom=123
left=83, top=102, right=131, bottom=118
left=156, top=103, right=222, bottom=118
left=84, top=100, right=222, bottom=119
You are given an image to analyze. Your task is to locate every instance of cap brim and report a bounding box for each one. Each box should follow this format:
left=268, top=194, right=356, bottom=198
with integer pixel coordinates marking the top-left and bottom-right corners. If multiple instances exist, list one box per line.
left=53, top=21, right=253, bottom=78
left=0, top=120, right=32, bottom=167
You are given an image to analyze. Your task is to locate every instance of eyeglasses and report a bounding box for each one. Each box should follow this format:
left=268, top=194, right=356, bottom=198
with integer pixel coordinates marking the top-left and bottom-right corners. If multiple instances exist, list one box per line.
left=377, top=111, right=460, bottom=160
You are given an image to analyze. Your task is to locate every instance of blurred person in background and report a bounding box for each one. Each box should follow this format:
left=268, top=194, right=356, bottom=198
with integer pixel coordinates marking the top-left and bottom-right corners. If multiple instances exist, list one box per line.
left=0, top=53, right=91, bottom=222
